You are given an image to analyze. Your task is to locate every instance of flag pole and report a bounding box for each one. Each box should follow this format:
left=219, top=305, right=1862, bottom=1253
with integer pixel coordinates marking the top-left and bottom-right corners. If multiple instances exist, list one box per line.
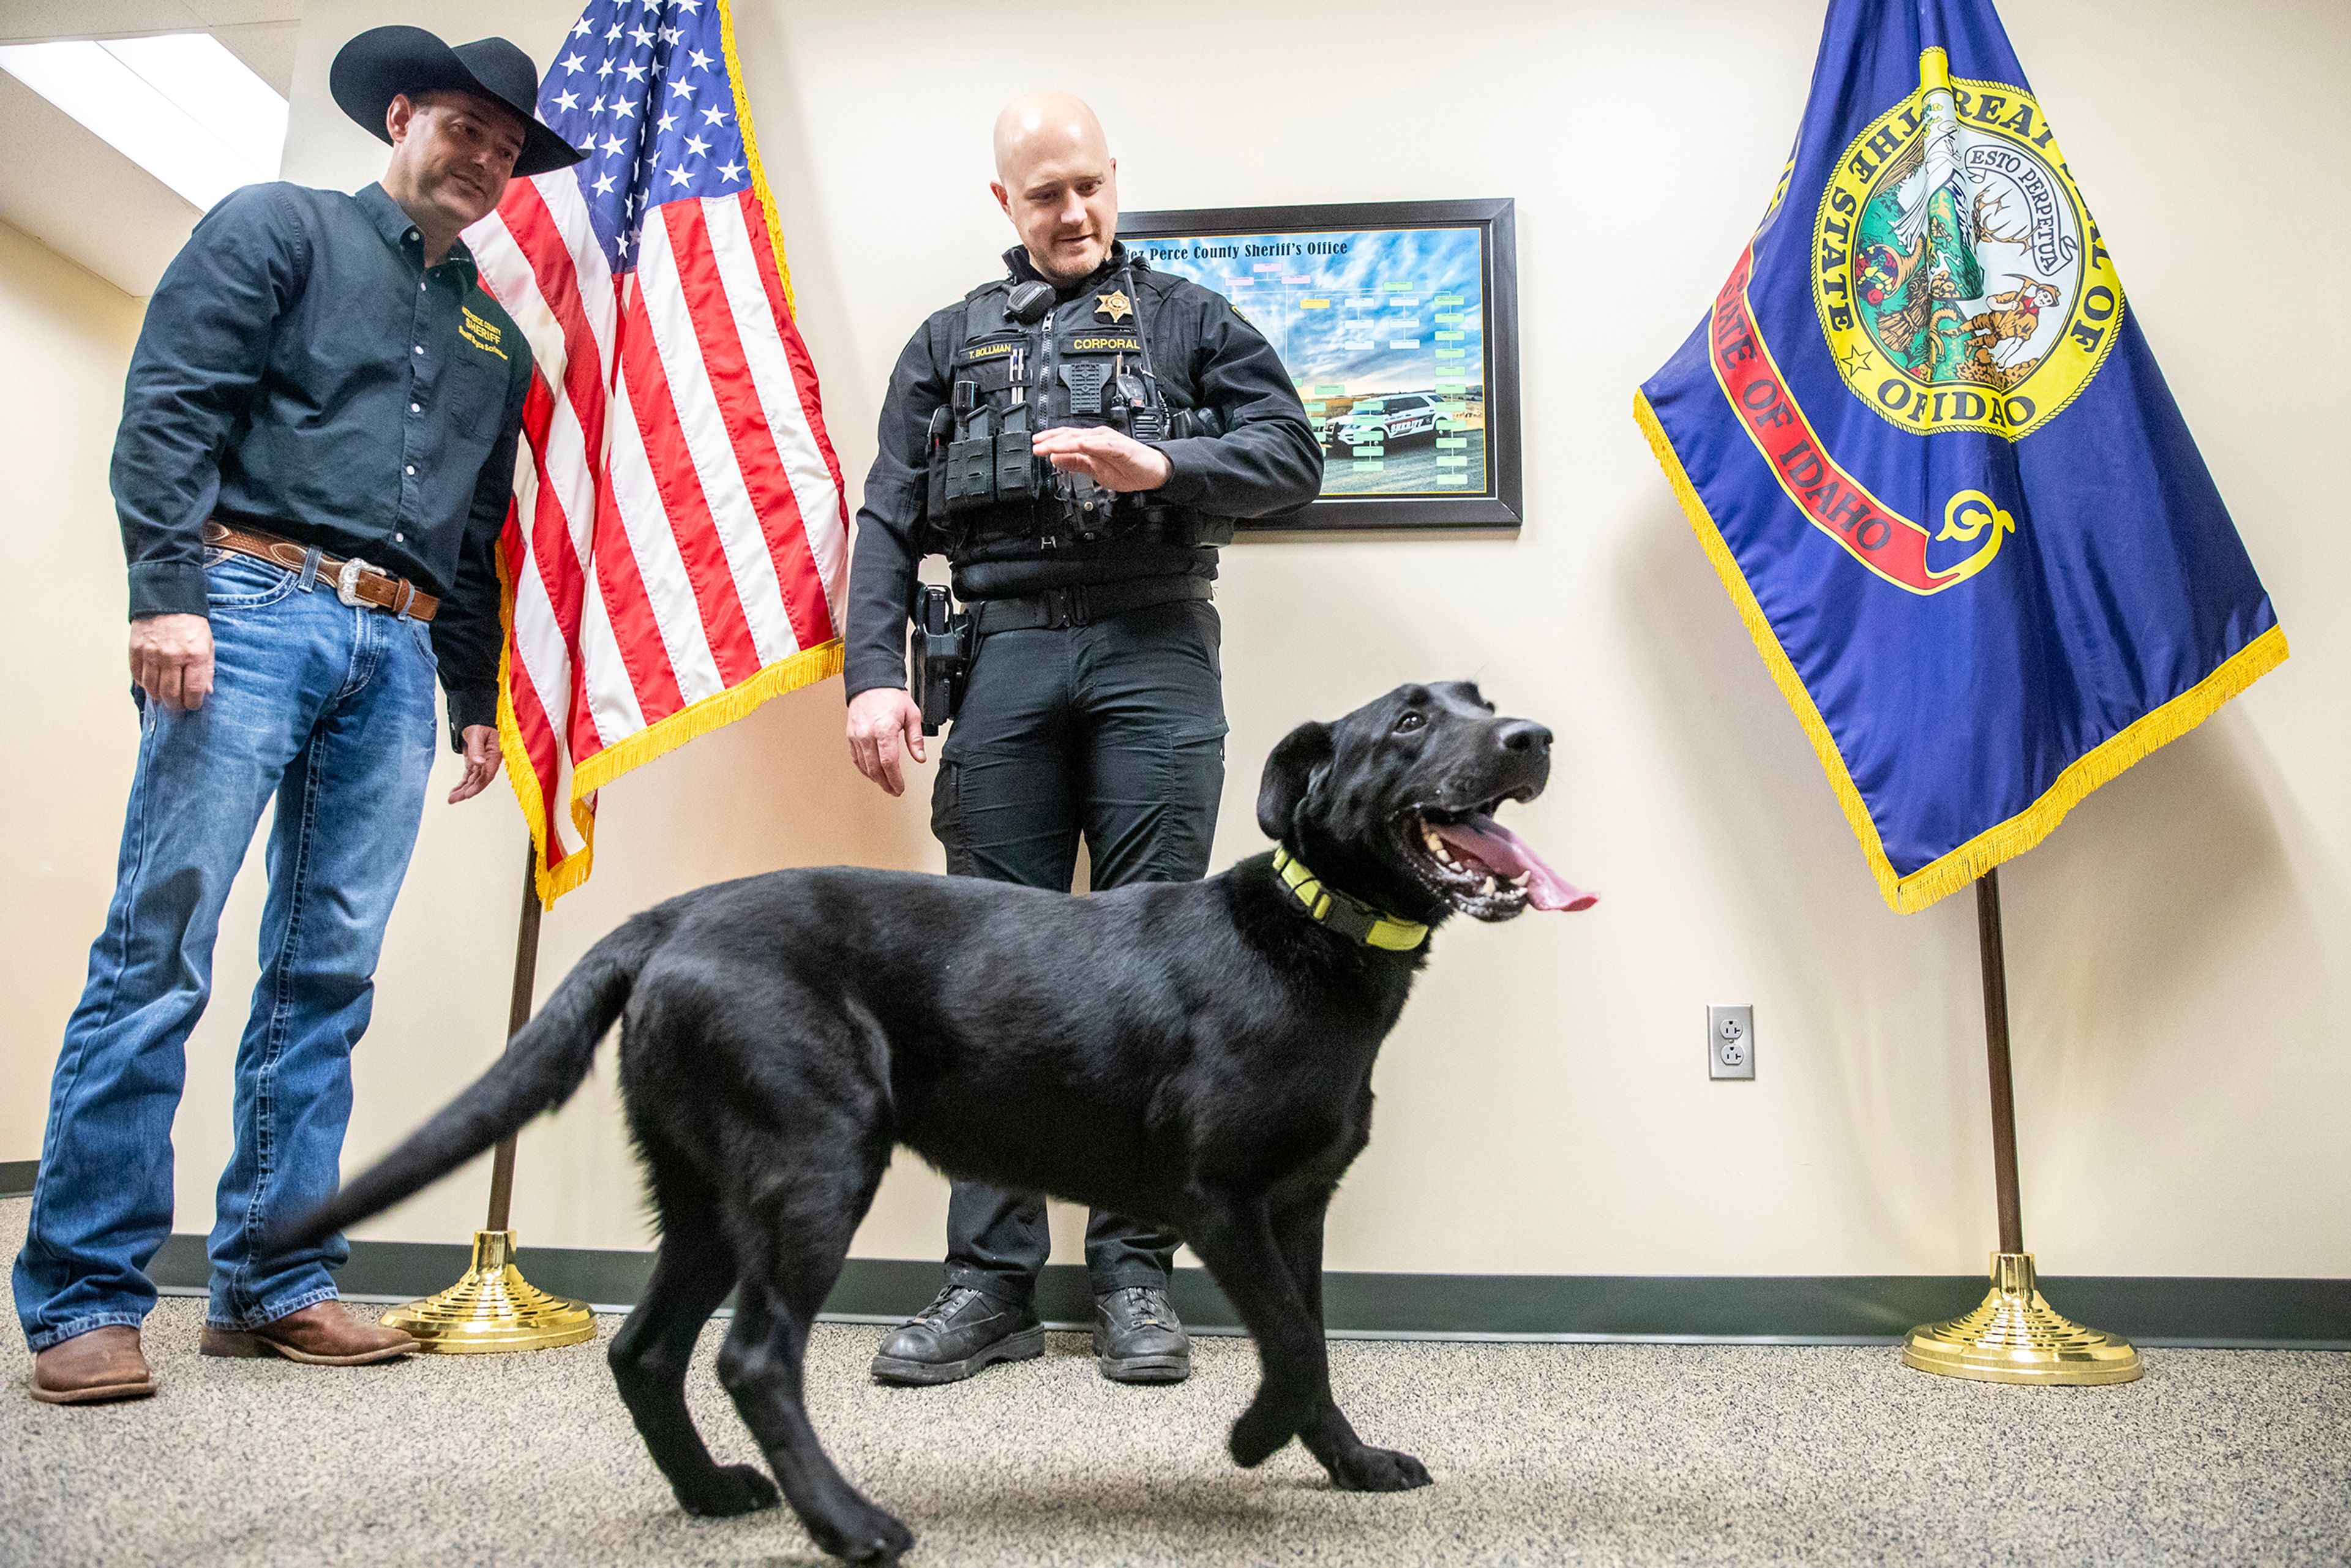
left=376, top=844, right=594, bottom=1353
left=1901, top=867, right=2141, bottom=1383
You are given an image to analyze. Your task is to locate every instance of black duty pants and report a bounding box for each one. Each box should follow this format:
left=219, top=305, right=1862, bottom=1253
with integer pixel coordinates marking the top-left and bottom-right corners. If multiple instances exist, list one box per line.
left=930, top=597, right=1226, bottom=1305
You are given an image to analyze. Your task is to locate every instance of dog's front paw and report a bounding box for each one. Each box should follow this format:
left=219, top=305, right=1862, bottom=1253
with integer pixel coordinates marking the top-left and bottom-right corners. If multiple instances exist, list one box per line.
left=1229, top=1395, right=1307, bottom=1468
left=1330, top=1444, right=1433, bottom=1493
left=677, top=1462, right=781, bottom=1517
left=808, top=1501, right=915, bottom=1564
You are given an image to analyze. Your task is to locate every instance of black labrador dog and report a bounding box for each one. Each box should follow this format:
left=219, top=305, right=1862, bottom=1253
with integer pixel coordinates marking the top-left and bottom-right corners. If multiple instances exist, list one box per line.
left=285, top=680, right=1592, bottom=1562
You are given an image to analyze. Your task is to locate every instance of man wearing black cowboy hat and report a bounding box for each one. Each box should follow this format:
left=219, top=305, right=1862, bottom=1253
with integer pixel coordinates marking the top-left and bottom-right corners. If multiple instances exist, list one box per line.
left=15, top=28, right=582, bottom=1406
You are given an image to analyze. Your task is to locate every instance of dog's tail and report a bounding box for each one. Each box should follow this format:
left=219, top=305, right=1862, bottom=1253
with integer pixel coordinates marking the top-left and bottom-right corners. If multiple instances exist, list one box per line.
left=276, top=910, right=667, bottom=1253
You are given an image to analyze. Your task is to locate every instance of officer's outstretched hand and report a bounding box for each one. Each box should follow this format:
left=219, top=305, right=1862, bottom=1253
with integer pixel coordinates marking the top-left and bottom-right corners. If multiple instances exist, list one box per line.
left=1031, top=426, right=1172, bottom=492
left=848, top=686, right=926, bottom=797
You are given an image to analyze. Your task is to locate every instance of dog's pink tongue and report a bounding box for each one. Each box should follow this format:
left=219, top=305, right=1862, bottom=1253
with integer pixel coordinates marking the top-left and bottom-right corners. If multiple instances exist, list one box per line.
left=1433, top=814, right=1597, bottom=911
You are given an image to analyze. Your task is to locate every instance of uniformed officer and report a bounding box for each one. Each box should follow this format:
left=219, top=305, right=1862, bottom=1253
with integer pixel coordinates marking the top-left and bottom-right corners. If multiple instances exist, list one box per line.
left=844, top=92, right=1321, bottom=1386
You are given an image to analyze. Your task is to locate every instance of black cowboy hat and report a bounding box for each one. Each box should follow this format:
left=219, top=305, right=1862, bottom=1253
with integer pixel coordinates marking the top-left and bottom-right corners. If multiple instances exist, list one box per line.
left=330, top=25, right=584, bottom=178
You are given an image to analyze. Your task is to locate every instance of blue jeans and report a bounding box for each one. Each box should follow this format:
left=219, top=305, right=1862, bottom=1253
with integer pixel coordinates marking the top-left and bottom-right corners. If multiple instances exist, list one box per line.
left=15, top=551, right=439, bottom=1350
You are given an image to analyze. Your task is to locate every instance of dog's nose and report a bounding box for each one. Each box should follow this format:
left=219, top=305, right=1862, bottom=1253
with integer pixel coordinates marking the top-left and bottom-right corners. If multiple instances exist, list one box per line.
left=1497, top=721, right=1551, bottom=756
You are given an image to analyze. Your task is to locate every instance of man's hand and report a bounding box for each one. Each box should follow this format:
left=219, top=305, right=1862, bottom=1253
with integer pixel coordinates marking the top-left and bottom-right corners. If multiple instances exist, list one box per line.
left=130, top=613, right=216, bottom=711
left=847, top=686, right=926, bottom=797
left=448, top=724, right=502, bottom=804
left=1030, top=426, right=1172, bottom=492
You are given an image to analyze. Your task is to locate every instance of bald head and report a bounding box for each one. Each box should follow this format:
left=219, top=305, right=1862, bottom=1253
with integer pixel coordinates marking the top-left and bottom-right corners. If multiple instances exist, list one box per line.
left=990, top=91, right=1118, bottom=285
left=992, top=91, right=1108, bottom=186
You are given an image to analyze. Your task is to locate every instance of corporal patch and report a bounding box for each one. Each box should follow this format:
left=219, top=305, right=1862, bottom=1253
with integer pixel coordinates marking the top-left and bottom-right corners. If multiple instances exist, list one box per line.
left=1811, top=47, right=2121, bottom=439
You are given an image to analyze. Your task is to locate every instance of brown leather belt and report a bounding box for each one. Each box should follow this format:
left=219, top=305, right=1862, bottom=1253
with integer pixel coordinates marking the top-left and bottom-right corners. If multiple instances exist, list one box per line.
left=203, top=520, right=439, bottom=622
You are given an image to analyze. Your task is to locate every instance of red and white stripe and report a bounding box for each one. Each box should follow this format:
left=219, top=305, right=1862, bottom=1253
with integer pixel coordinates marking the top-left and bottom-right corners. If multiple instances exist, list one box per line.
left=466, top=173, right=848, bottom=898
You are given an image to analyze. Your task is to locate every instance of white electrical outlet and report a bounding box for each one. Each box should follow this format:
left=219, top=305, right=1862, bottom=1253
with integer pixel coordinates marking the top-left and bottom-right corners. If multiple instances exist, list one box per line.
left=1708, top=1005, right=1755, bottom=1079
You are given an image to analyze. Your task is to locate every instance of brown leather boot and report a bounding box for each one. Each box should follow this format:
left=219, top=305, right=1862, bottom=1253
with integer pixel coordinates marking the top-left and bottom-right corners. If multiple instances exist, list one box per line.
left=200, top=1301, right=416, bottom=1365
left=30, top=1325, right=156, bottom=1405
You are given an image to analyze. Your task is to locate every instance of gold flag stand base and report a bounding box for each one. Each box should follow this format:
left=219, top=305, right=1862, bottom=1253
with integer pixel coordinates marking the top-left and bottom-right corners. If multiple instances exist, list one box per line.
left=378, top=1229, right=596, bottom=1354
left=1903, top=1251, right=2142, bottom=1385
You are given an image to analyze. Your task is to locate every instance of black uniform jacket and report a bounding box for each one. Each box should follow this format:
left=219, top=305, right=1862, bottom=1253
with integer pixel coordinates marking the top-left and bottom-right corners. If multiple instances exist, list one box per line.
left=844, top=242, right=1322, bottom=698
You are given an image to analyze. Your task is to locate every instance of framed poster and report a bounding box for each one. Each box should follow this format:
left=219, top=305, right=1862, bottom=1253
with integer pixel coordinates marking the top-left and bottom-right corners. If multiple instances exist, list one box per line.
left=1121, top=197, right=1520, bottom=531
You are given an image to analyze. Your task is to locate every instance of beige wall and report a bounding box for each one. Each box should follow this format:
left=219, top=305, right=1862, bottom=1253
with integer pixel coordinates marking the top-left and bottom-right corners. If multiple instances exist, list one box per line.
left=7, top=0, right=2345, bottom=1281
left=0, top=223, right=148, bottom=1161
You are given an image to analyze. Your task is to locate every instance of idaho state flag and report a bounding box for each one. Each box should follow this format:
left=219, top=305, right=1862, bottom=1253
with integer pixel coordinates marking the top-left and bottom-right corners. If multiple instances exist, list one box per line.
left=1637, top=0, right=2285, bottom=913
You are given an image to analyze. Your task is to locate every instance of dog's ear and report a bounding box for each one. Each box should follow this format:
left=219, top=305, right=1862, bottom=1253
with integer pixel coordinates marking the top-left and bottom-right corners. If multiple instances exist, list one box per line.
left=1256, top=721, right=1334, bottom=840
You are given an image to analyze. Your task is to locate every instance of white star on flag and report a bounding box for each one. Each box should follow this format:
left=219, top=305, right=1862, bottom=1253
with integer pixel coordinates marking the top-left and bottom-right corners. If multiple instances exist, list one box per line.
left=683, top=133, right=710, bottom=157
left=554, top=89, right=580, bottom=110
left=667, top=77, right=697, bottom=99
left=560, top=52, right=585, bottom=72
left=699, top=103, right=727, bottom=125
left=688, top=48, right=713, bottom=70
left=716, top=159, right=744, bottom=182
left=665, top=162, right=694, bottom=187
left=592, top=171, right=615, bottom=194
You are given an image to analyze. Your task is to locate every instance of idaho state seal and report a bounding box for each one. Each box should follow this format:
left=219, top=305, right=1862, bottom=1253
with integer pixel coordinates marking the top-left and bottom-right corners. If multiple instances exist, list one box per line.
left=1812, top=47, right=2123, bottom=438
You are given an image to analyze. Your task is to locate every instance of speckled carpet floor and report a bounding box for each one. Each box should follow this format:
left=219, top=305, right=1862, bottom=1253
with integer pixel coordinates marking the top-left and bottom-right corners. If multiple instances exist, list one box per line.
left=4, top=1198, right=2346, bottom=1567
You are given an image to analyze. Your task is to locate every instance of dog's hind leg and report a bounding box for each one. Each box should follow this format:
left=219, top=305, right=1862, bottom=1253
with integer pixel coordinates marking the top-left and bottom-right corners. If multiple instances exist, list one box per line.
left=1271, top=1194, right=1431, bottom=1493
left=716, top=1164, right=913, bottom=1565
left=607, top=1164, right=778, bottom=1518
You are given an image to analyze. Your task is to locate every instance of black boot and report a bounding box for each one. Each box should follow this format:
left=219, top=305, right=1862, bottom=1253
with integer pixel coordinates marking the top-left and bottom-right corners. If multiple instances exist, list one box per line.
left=870, top=1285, right=1043, bottom=1386
left=1093, top=1286, right=1191, bottom=1384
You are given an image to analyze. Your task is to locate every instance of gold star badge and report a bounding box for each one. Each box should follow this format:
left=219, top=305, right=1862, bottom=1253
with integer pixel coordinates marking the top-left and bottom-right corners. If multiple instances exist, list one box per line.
left=1094, top=289, right=1133, bottom=323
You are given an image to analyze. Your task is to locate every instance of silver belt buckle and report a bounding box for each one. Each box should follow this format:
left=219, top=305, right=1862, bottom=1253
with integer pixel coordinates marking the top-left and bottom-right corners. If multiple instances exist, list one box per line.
left=335, top=556, right=375, bottom=609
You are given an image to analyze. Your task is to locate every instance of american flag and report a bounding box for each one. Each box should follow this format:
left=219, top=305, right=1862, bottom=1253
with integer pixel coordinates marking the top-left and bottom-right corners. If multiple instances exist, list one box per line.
left=465, top=0, right=848, bottom=904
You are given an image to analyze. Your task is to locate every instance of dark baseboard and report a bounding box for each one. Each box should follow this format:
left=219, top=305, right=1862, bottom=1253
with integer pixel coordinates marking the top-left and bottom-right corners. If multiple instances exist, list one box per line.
left=0, top=1160, right=37, bottom=1198
left=135, top=1234, right=2351, bottom=1346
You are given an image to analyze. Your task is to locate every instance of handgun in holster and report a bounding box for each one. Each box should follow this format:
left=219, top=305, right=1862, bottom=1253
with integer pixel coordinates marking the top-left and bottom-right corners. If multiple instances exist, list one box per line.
left=909, top=583, right=972, bottom=736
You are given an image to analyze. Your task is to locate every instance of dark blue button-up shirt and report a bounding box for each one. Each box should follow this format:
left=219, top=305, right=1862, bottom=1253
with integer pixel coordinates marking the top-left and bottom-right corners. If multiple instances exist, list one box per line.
left=111, top=181, right=530, bottom=740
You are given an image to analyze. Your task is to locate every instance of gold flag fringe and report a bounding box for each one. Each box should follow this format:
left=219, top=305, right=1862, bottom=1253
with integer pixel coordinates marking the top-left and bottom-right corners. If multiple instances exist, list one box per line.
left=719, top=0, right=796, bottom=316
left=1633, top=389, right=2287, bottom=914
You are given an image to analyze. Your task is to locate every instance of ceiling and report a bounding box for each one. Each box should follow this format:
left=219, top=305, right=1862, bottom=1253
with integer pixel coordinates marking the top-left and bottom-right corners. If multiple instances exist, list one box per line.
left=0, top=0, right=303, bottom=296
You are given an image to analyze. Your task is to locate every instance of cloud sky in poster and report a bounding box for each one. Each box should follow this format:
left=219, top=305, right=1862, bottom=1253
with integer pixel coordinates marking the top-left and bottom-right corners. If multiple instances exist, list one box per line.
left=1131, top=225, right=1485, bottom=395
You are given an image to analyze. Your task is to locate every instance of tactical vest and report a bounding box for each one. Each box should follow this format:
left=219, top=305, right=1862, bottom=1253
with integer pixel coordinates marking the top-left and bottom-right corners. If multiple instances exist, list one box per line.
left=923, top=264, right=1232, bottom=563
